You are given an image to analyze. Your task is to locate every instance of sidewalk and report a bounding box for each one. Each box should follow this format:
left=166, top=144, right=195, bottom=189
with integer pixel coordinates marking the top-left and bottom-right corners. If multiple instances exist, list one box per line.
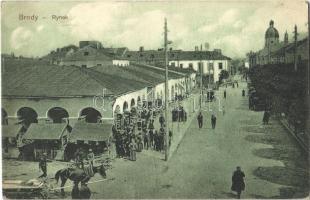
left=140, top=92, right=200, bottom=160
left=279, top=117, right=309, bottom=152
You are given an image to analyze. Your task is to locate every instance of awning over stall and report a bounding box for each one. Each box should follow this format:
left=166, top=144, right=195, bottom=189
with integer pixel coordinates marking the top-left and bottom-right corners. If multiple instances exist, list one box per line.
left=1, top=125, right=21, bottom=138
left=70, top=121, right=113, bottom=142
left=23, top=123, right=68, bottom=140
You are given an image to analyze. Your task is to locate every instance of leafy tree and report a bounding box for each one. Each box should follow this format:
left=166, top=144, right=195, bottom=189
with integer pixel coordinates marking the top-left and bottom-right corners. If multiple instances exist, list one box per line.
left=219, top=70, right=229, bottom=83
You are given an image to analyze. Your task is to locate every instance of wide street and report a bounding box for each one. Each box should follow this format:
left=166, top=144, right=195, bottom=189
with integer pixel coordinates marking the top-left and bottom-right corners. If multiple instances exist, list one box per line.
left=86, top=78, right=308, bottom=199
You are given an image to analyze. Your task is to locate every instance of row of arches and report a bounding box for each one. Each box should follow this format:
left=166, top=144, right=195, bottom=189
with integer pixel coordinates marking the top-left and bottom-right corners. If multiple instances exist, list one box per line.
left=1, top=107, right=104, bottom=125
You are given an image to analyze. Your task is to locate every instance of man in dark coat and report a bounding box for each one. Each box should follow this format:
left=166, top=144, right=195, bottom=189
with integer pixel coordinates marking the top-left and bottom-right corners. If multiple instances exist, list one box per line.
left=211, top=114, right=217, bottom=129
left=197, top=112, right=203, bottom=129
left=159, top=113, right=165, bottom=128
left=224, top=90, right=227, bottom=99
left=38, top=153, right=47, bottom=178
left=231, top=166, right=245, bottom=199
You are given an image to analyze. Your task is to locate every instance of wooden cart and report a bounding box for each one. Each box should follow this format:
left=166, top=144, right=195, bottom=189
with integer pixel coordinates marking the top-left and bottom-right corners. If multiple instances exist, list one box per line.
left=2, top=179, right=49, bottom=199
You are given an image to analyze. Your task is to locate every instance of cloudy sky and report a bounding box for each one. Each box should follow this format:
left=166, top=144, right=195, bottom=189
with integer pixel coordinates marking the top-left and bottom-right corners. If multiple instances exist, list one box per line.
left=1, top=0, right=308, bottom=58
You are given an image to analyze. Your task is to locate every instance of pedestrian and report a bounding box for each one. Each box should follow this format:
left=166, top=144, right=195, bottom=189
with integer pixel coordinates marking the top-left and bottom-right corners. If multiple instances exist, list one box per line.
left=154, top=130, right=159, bottom=151
left=266, top=111, right=270, bottom=124
left=129, top=138, right=137, bottom=161
left=262, top=111, right=269, bottom=125
left=197, top=112, right=203, bottom=129
left=87, top=149, right=95, bottom=166
left=232, top=83, right=235, bottom=88
left=231, top=166, right=245, bottom=199
left=38, top=153, right=47, bottom=178
left=144, top=129, right=150, bottom=150
left=236, top=82, right=239, bottom=88
left=159, top=113, right=165, bottom=128
left=242, top=89, right=245, bottom=97
left=222, top=105, right=225, bottom=116
left=211, top=114, right=217, bottom=129
left=149, top=129, right=154, bottom=149
left=169, top=131, right=173, bottom=146
left=224, top=90, right=227, bottom=99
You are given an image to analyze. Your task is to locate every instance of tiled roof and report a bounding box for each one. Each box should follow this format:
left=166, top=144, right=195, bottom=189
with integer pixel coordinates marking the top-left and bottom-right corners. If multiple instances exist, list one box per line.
left=170, top=51, right=231, bottom=61
left=23, top=123, right=67, bottom=140
left=63, top=46, right=112, bottom=62
left=82, top=67, right=148, bottom=94
left=1, top=58, right=148, bottom=97
left=70, top=121, right=112, bottom=142
left=2, top=125, right=21, bottom=138
left=123, top=50, right=231, bottom=61
left=1, top=60, right=113, bottom=97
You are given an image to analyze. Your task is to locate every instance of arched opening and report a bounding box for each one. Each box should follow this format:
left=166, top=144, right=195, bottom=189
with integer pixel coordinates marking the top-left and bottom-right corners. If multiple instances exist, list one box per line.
left=130, top=98, right=135, bottom=108
left=123, top=101, right=129, bottom=112
left=114, top=105, right=121, bottom=115
left=137, top=96, right=142, bottom=108
left=47, top=107, right=69, bottom=123
left=17, top=107, right=38, bottom=125
left=2, top=108, right=8, bottom=125
left=80, top=107, right=102, bottom=123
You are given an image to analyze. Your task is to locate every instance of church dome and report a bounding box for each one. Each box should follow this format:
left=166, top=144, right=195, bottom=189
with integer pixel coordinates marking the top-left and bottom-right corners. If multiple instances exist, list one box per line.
left=265, top=20, right=279, bottom=39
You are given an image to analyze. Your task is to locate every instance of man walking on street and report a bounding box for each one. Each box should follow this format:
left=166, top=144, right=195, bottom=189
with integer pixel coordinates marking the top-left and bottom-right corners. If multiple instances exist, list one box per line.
left=224, top=90, right=227, bottom=99
left=38, top=153, right=47, bottom=178
left=197, top=112, right=203, bottom=129
left=211, top=114, right=217, bottom=129
left=231, top=166, right=245, bottom=199
left=159, top=113, right=165, bottom=128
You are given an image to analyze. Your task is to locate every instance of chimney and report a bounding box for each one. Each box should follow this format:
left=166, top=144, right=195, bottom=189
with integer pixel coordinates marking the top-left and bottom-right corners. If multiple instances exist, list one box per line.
left=214, top=49, right=222, bottom=54
left=139, top=46, right=144, bottom=52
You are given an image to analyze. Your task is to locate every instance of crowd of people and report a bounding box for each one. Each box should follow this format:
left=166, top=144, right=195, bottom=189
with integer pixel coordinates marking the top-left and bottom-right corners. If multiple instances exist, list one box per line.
left=113, top=107, right=171, bottom=161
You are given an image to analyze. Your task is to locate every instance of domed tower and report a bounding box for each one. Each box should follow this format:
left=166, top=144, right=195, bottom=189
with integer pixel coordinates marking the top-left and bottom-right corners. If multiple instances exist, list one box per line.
left=265, top=20, right=279, bottom=48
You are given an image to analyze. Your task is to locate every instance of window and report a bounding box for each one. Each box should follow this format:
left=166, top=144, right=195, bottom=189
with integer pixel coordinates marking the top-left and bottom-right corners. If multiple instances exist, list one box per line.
left=97, top=64, right=102, bottom=66
left=180, top=63, right=183, bottom=68
left=127, top=55, right=131, bottom=58
left=208, top=63, right=214, bottom=71
left=171, top=62, right=175, bottom=67
left=84, top=52, right=89, bottom=56
left=218, top=62, right=223, bottom=70
left=82, top=65, right=87, bottom=68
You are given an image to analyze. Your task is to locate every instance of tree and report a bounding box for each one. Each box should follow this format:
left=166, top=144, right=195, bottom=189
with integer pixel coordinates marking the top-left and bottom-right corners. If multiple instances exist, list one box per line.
left=219, top=70, right=229, bottom=83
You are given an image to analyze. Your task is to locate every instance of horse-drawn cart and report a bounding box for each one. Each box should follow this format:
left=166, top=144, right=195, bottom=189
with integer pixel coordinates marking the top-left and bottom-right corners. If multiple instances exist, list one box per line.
left=2, top=179, right=49, bottom=199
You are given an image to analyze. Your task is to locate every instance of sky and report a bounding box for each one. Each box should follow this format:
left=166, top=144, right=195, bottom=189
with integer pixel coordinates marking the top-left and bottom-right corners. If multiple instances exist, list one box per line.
left=1, top=0, right=308, bottom=58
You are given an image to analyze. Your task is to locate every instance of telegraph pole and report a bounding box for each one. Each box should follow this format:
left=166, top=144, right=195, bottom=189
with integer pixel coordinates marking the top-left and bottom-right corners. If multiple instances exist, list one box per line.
left=200, top=45, right=203, bottom=109
left=307, top=1, right=310, bottom=95
left=164, top=18, right=169, bottom=161
left=293, top=25, right=298, bottom=71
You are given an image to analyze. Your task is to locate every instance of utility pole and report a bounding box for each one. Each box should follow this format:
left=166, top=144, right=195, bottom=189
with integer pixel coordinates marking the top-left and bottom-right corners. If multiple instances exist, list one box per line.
left=164, top=18, right=169, bottom=161
left=293, top=25, right=298, bottom=71
left=307, top=1, right=310, bottom=95
left=200, top=44, right=203, bottom=109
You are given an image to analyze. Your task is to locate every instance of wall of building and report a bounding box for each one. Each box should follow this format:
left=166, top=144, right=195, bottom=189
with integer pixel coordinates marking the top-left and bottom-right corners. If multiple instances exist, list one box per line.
left=2, top=96, right=114, bottom=124
left=112, top=60, right=130, bottom=66
left=113, top=88, right=147, bottom=114
left=60, top=60, right=112, bottom=68
left=168, top=60, right=229, bottom=82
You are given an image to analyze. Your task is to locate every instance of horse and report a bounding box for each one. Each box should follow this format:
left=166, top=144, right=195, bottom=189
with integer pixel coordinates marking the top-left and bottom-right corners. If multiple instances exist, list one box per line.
left=55, top=164, right=106, bottom=196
